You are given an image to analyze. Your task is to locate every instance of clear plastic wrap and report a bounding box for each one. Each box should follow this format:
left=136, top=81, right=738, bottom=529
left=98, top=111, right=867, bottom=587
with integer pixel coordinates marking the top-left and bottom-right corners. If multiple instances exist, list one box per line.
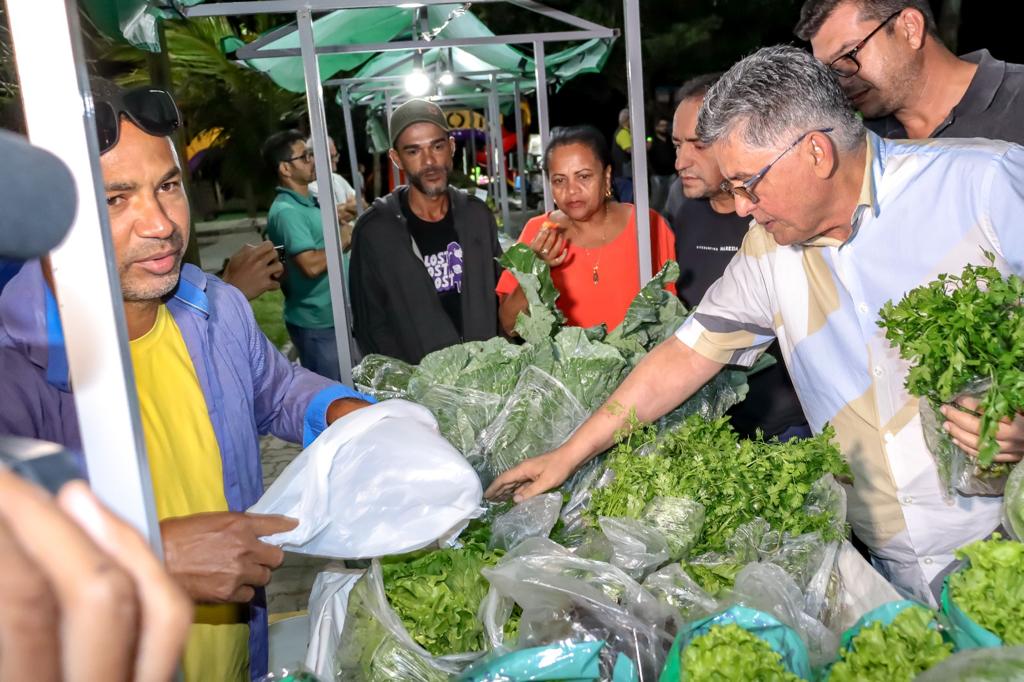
left=469, top=366, right=587, bottom=486
left=334, top=559, right=510, bottom=681
left=415, top=384, right=504, bottom=455
left=352, top=353, right=415, bottom=400
left=639, top=496, right=705, bottom=562
left=727, top=562, right=839, bottom=669
left=598, top=516, right=671, bottom=581
left=920, top=380, right=1013, bottom=498
left=481, top=538, right=676, bottom=680
left=1003, top=457, right=1024, bottom=541
left=914, top=646, right=1024, bottom=681
left=641, top=563, right=718, bottom=622
left=549, top=327, right=630, bottom=412
left=488, top=493, right=563, bottom=551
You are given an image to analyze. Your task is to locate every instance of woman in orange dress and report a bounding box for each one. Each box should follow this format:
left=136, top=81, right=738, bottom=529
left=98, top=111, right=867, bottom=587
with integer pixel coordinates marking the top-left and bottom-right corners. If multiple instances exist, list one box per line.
left=496, top=125, right=676, bottom=334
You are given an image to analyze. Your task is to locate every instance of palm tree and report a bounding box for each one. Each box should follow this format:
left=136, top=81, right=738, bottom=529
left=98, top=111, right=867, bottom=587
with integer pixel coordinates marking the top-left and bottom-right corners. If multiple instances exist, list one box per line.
left=105, top=16, right=305, bottom=215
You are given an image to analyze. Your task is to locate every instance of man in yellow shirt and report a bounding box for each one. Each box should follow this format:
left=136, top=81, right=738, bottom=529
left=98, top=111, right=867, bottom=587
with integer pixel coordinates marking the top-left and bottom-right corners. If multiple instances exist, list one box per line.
left=0, top=79, right=373, bottom=680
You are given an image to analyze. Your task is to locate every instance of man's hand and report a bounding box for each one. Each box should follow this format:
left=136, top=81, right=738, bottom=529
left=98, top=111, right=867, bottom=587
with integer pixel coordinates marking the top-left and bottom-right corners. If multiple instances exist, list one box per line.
left=160, top=511, right=298, bottom=604
left=341, top=221, right=355, bottom=252
left=484, top=449, right=578, bottom=502
left=338, top=197, right=357, bottom=224
left=941, top=398, right=1024, bottom=463
left=327, top=397, right=372, bottom=425
left=221, top=241, right=284, bottom=301
left=0, top=474, right=191, bottom=682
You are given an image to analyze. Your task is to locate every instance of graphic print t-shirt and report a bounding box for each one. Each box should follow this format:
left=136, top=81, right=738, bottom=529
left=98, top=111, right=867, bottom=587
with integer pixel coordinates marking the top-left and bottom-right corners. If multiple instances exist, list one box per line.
left=402, top=192, right=464, bottom=335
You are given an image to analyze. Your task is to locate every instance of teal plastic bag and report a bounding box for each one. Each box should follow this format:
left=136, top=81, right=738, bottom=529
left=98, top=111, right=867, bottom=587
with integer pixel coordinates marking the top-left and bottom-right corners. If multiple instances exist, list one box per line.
left=940, top=580, right=1003, bottom=650
left=458, top=640, right=604, bottom=681
left=658, top=605, right=811, bottom=681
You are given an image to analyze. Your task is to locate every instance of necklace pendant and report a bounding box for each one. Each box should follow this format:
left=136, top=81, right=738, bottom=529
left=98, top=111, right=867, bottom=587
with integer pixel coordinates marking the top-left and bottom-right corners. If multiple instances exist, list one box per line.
left=592, top=266, right=599, bottom=285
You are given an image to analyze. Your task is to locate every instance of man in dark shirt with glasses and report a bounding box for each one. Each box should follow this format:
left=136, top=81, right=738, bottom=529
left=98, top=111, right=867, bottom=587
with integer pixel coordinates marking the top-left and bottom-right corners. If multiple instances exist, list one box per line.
left=797, top=0, right=1024, bottom=144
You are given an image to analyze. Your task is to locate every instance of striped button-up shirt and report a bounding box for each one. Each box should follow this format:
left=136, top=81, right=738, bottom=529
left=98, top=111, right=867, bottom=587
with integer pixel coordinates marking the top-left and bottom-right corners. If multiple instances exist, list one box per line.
left=675, top=130, right=1024, bottom=602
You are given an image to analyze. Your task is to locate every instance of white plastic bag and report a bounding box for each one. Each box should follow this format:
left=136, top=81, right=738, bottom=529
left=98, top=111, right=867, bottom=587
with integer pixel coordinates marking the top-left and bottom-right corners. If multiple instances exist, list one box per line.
left=304, top=566, right=364, bottom=678
left=250, top=400, right=483, bottom=558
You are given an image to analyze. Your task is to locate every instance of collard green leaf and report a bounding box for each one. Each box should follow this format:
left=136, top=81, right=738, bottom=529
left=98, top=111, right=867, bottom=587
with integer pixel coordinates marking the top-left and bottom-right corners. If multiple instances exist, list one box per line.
left=550, top=327, right=631, bottom=411
left=606, top=260, right=687, bottom=360
left=498, top=243, right=565, bottom=345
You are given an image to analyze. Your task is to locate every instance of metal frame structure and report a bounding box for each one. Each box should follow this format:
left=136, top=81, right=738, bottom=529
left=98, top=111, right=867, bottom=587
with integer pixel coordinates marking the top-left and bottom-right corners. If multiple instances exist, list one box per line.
left=182, top=0, right=646, bottom=384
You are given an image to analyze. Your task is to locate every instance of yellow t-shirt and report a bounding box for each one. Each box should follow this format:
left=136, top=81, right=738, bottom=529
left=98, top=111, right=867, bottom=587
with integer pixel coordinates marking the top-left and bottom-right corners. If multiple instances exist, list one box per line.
left=130, top=305, right=249, bottom=682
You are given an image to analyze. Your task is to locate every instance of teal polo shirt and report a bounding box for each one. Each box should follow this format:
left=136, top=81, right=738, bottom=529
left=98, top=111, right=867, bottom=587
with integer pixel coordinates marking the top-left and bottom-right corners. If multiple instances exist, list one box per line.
left=266, top=187, right=333, bottom=329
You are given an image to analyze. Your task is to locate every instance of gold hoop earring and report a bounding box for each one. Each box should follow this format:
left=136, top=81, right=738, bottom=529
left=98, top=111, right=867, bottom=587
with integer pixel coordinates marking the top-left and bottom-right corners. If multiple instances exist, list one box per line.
left=605, top=185, right=613, bottom=198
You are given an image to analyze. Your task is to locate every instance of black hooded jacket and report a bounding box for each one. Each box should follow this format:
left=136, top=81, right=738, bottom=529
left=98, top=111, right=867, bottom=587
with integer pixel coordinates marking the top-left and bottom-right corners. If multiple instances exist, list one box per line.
left=349, top=186, right=503, bottom=364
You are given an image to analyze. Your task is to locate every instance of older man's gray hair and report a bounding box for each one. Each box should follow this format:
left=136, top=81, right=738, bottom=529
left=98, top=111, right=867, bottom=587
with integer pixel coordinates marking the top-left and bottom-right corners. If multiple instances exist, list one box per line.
left=696, top=45, right=863, bottom=152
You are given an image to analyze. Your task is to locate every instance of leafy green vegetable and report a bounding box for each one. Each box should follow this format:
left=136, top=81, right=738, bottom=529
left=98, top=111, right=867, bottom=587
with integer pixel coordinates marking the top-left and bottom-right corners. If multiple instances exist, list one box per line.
left=409, top=337, right=553, bottom=398
left=606, top=260, right=688, bottom=361
left=949, top=534, right=1024, bottom=645
left=498, top=243, right=565, bottom=344
left=380, top=530, right=511, bottom=657
left=681, top=623, right=801, bottom=681
left=550, top=327, right=631, bottom=411
left=878, top=256, right=1024, bottom=468
left=588, top=415, right=850, bottom=558
left=828, top=605, right=952, bottom=681
left=1007, top=464, right=1024, bottom=540
left=353, top=353, right=415, bottom=399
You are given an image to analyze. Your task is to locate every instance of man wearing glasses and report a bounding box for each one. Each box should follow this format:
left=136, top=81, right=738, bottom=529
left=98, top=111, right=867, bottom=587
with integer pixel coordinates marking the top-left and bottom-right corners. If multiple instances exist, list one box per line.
left=486, top=46, right=1024, bottom=605
left=796, top=0, right=1024, bottom=144
left=0, top=81, right=373, bottom=680
left=263, top=130, right=342, bottom=380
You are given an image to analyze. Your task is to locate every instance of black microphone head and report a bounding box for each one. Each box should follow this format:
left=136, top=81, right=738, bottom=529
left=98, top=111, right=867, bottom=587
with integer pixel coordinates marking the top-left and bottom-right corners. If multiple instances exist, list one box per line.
left=0, top=130, right=78, bottom=259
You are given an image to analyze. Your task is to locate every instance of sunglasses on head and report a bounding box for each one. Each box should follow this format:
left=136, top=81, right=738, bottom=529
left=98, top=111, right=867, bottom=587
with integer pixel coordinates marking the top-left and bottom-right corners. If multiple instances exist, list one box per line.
left=92, top=84, right=181, bottom=154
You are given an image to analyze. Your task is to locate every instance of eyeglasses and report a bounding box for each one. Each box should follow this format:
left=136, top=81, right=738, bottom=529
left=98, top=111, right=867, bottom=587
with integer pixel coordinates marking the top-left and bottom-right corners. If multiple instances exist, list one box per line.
left=93, top=84, right=181, bottom=154
left=719, top=127, right=833, bottom=205
left=286, top=150, right=314, bottom=164
left=828, top=10, right=902, bottom=78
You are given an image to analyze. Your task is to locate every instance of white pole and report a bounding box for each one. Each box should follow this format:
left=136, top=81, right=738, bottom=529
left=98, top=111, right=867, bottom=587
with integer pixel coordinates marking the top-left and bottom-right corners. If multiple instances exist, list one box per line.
left=7, top=0, right=161, bottom=547
left=623, top=0, right=652, bottom=284
left=298, top=8, right=355, bottom=383
left=513, top=81, right=528, bottom=216
left=340, top=87, right=365, bottom=214
left=532, top=40, right=553, bottom=212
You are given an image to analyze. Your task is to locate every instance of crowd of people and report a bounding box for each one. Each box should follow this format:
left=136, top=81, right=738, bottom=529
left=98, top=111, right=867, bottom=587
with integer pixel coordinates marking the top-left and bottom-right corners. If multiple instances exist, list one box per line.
left=1, top=0, right=1023, bottom=680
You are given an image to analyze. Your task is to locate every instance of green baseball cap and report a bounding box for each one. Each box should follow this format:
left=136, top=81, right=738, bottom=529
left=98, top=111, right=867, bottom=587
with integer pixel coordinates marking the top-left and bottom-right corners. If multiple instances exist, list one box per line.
left=389, top=98, right=450, bottom=148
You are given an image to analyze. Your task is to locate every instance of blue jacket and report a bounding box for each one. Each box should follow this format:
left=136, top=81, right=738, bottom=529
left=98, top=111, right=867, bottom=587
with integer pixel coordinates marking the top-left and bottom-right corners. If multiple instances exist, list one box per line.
left=0, top=260, right=371, bottom=679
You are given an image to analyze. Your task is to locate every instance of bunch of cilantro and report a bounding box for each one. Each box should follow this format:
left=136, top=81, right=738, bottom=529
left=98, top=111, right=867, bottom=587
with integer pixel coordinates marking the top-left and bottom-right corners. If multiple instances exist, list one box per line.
left=878, top=257, right=1024, bottom=469
left=828, top=605, right=952, bottom=681
left=588, top=414, right=851, bottom=558
left=380, top=523, right=517, bottom=657
left=681, top=623, right=801, bottom=681
left=948, top=534, right=1024, bottom=645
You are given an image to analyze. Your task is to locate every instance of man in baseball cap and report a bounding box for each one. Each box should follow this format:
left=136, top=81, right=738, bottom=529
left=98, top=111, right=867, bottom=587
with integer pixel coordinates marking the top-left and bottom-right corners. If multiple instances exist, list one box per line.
left=349, top=98, right=503, bottom=363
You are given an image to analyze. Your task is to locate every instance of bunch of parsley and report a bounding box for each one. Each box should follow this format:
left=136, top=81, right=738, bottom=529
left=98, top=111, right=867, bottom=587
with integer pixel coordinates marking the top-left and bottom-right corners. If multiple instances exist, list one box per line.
left=878, top=257, right=1024, bottom=468
left=681, top=623, right=801, bottom=681
left=828, top=605, right=952, bottom=681
left=588, top=415, right=850, bottom=558
left=949, top=534, right=1024, bottom=645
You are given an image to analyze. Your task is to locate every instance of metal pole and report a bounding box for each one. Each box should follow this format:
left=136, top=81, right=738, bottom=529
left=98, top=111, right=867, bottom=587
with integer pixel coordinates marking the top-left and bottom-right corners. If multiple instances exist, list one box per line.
left=488, top=76, right=510, bottom=229
left=298, top=8, right=355, bottom=384
left=340, top=86, right=364, bottom=214
left=385, top=90, right=400, bottom=189
left=7, top=0, right=161, bottom=547
left=623, top=0, right=652, bottom=284
left=533, top=40, right=552, bottom=211
left=513, top=80, right=527, bottom=214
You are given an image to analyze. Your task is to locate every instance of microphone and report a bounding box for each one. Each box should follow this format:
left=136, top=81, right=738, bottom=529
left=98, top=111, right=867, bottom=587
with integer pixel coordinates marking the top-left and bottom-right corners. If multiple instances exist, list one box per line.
left=0, top=130, right=78, bottom=259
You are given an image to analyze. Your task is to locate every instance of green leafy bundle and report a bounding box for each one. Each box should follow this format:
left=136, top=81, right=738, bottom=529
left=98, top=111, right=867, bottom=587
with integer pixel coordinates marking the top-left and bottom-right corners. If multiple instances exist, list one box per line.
left=681, top=623, right=801, bottom=681
left=949, top=534, right=1024, bottom=645
left=878, top=257, right=1024, bottom=467
left=588, top=415, right=851, bottom=557
left=828, top=605, right=952, bottom=681
left=380, top=530, right=510, bottom=656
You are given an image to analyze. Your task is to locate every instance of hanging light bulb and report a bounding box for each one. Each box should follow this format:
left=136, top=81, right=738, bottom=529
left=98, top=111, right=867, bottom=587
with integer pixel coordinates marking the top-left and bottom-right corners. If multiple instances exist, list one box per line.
left=405, top=69, right=431, bottom=96
left=439, top=71, right=454, bottom=86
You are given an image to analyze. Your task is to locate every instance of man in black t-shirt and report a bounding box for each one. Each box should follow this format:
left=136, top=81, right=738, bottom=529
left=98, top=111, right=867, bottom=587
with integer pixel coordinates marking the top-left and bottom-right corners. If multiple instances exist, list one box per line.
left=350, top=99, right=502, bottom=364
left=669, top=75, right=809, bottom=440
